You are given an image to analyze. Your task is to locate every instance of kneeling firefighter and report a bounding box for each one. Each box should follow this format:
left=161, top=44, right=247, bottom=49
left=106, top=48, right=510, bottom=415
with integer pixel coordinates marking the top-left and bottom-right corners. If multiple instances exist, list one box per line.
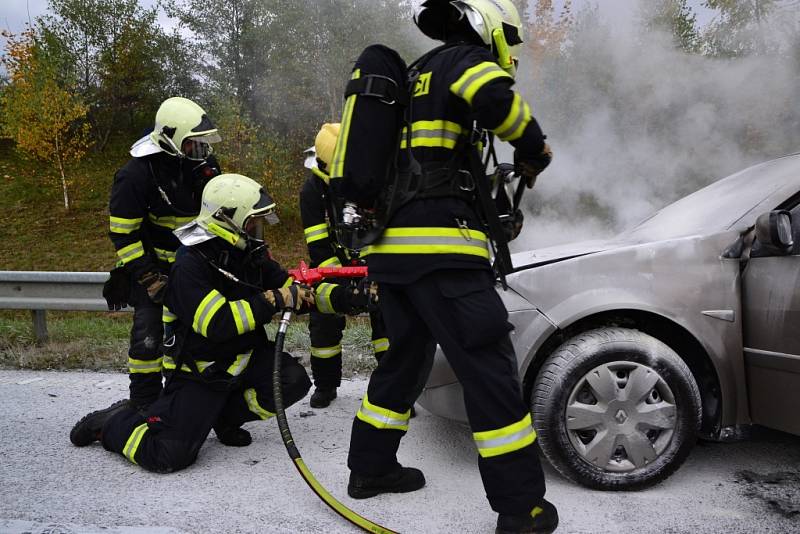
left=300, top=123, right=390, bottom=408
left=329, top=1, right=557, bottom=533
left=70, top=174, right=365, bottom=473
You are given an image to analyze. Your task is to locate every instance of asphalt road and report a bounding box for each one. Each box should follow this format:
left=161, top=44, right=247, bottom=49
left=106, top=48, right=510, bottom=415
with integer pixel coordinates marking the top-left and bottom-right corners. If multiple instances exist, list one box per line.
left=1, top=369, right=799, bottom=534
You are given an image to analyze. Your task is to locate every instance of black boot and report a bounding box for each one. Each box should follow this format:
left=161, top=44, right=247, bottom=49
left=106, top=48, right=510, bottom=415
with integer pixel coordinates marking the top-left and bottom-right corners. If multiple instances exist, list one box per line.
left=310, top=387, right=337, bottom=408
left=69, top=399, right=131, bottom=447
left=214, top=425, right=252, bottom=447
left=496, top=499, right=559, bottom=534
left=347, top=465, right=426, bottom=499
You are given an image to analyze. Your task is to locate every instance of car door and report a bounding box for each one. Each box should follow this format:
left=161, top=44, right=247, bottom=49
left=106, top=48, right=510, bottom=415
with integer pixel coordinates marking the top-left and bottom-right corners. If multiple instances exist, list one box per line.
left=741, top=203, right=800, bottom=435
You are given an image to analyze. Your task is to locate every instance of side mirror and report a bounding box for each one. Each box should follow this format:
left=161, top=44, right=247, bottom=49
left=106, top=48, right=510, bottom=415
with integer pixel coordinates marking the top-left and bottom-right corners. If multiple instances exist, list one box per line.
left=754, top=210, right=793, bottom=254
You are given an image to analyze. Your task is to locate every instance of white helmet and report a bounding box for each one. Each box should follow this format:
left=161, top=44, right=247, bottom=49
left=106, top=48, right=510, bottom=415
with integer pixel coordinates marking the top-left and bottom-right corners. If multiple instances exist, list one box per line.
left=130, top=97, right=221, bottom=160
left=174, top=173, right=279, bottom=249
left=415, top=0, right=524, bottom=77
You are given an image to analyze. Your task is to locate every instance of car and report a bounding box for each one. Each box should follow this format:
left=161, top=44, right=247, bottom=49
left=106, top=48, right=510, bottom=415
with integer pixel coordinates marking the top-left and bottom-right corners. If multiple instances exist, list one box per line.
left=417, top=153, right=800, bottom=490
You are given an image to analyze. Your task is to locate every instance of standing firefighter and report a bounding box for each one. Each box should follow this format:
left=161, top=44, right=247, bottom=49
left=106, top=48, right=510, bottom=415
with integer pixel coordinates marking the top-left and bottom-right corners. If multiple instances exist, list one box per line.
left=300, top=123, right=389, bottom=408
left=69, top=174, right=364, bottom=472
left=75, top=97, right=221, bottom=426
left=332, top=1, right=557, bottom=533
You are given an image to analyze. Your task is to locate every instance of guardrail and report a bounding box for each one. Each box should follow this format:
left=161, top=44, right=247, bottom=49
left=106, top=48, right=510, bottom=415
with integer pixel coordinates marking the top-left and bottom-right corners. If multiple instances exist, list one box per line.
left=0, top=271, right=128, bottom=343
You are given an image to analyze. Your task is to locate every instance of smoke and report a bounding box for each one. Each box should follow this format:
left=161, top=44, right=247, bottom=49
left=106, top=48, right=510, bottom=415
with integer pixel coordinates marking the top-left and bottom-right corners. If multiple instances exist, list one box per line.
left=509, top=1, right=800, bottom=251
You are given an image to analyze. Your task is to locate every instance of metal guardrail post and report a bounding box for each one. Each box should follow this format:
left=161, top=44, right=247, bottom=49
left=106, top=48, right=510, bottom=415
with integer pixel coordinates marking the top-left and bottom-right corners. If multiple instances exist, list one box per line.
left=31, top=310, right=48, bottom=344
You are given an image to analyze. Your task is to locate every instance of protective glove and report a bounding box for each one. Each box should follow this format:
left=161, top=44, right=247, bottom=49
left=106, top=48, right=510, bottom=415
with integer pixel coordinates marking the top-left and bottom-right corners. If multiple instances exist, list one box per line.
left=263, top=285, right=315, bottom=311
left=138, top=272, right=169, bottom=304
left=103, top=265, right=130, bottom=311
left=516, top=143, right=553, bottom=188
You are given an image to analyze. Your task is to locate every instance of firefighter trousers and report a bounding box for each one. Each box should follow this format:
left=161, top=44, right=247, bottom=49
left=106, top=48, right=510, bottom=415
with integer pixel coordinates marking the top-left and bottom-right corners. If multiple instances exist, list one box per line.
left=127, top=282, right=164, bottom=408
left=101, top=346, right=311, bottom=473
left=309, top=309, right=389, bottom=389
left=347, top=269, right=547, bottom=514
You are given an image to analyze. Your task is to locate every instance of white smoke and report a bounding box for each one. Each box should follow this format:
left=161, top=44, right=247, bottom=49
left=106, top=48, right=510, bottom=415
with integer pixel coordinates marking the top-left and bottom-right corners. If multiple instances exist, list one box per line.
left=508, top=1, right=800, bottom=251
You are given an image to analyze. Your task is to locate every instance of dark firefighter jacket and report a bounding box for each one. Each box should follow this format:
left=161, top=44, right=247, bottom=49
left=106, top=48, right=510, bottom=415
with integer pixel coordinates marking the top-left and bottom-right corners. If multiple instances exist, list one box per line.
left=333, top=43, right=546, bottom=284
left=162, top=238, right=355, bottom=377
left=108, top=152, right=219, bottom=281
left=299, top=168, right=350, bottom=269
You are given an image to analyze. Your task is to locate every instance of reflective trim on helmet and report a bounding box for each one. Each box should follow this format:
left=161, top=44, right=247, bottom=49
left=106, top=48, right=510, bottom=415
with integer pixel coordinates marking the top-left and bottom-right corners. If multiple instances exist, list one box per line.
left=245, top=388, right=275, bottom=420
left=127, top=356, right=163, bottom=374
left=473, top=413, right=537, bottom=458
left=400, top=120, right=464, bottom=149
left=330, top=69, right=361, bottom=179
left=304, top=223, right=330, bottom=244
left=493, top=92, right=531, bottom=141
left=450, top=61, right=512, bottom=105
left=310, top=344, right=342, bottom=359
left=192, top=289, right=226, bottom=337
left=363, top=227, right=490, bottom=259
left=116, top=241, right=145, bottom=264
left=315, top=283, right=337, bottom=314
left=372, top=337, right=390, bottom=354
left=356, top=393, right=410, bottom=431
left=123, top=423, right=149, bottom=464
left=229, top=299, right=256, bottom=335
left=109, top=216, right=142, bottom=234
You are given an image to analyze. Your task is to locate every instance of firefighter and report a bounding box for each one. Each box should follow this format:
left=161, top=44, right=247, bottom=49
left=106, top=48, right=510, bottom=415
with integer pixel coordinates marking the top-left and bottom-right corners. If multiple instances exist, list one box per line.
left=300, top=123, right=390, bottom=408
left=69, top=174, right=366, bottom=472
left=88, top=97, right=222, bottom=420
left=339, top=1, right=558, bottom=533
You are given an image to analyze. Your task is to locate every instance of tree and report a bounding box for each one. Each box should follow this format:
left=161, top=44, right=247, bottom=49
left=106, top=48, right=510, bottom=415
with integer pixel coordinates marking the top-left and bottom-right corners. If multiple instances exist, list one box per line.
left=1, top=29, right=91, bottom=209
left=701, top=0, right=799, bottom=56
left=640, top=0, right=700, bottom=53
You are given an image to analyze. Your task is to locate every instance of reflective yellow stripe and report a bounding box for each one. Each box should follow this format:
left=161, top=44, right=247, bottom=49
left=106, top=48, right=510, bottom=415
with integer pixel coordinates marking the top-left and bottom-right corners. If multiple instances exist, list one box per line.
left=123, top=423, right=149, bottom=464
left=147, top=213, right=196, bottom=230
left=162, top=306, right=178, bottom=324
left=226, top=351, right=252, bottom=376
left=330, top=68, right=361, bottom=178
left=315, top=283, right=337, bottom=314
left=372, top=337, right=390, bottom=354
left=364, top=227, right=490, bottom=259
left=473, top=413, right=537, bottom=458
left=400, top=120, right=463, bottom=149
left=311, top=166, right=330, bottom=184
left=310, top=344, right=342, bottom=359
left=245, top=388, right=274, bottom=420
left=318, top=256, right=342, bottom=267
left=192, top=289, right=226, bottom=337
left=116, top=241, right=145, bottom=264
left=356, top=393, right=410, bottom=431
left=162, top=356, right=215, bottom=373
left=493, top=92, right=532, bottom=142
left=229, top=299, right=256, bottom=335
left=154, top=247, right=176, bottom=264
left=450, top=61, right=513, bottom=105
left=128, top=356, right=162, bottom=374
left=282, top=277, right=294, bottom=288
left=109, top=216, right=142, bottom=234
left=304, top=223, right=330, bottom=244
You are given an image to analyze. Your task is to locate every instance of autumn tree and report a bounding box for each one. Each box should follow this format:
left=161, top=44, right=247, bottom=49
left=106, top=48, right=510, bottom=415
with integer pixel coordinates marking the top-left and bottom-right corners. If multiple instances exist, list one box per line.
left=525, top=0, right=574, bottom=82
left=0, top=29, right=91, bottom=209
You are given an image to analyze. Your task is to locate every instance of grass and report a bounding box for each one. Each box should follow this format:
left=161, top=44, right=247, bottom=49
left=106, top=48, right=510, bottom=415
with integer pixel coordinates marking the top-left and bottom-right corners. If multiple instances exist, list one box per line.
left=0, top=137, right=376, bottom=376
left=0, top=310, right=378, bottom=377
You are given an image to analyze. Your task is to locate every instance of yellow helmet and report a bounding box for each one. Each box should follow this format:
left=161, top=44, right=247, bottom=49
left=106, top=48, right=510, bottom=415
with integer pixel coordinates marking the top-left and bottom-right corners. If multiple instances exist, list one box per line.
left=131, top=97, right=221, bottom=160
left=174, top=174, right=278, bottom=249
left=304, top=123, right=341, bottom=172
left=415, top=0, right=524, bottom=77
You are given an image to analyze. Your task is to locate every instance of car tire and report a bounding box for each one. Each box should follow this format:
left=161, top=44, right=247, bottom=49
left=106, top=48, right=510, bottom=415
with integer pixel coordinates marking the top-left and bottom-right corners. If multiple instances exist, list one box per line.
left=531, top=327, right=702, bottom=490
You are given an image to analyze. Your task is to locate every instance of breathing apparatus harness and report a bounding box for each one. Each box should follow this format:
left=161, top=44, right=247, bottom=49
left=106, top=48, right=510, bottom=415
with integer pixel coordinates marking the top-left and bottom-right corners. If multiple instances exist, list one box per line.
left=336, top=43, right=528, bottom=286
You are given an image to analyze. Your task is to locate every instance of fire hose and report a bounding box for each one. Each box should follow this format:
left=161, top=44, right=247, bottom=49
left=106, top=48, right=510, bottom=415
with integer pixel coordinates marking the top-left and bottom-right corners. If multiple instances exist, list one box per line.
left=272, top=261, right=398, bottom=534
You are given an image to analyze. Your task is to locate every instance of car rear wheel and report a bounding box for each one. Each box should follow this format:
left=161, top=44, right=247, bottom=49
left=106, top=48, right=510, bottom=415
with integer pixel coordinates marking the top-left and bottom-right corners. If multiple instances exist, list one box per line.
left=531, top=327, right=702, bottom=490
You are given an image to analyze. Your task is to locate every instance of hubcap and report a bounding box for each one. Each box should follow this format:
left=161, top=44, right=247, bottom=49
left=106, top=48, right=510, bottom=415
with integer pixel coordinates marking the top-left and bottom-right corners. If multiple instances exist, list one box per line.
left=565, top=361, right=677, bottom=472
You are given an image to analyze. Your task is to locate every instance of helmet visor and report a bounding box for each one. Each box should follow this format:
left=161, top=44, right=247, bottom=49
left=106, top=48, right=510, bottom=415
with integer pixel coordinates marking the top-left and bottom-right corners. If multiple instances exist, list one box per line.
left=183, top=133, right=221, bottom=161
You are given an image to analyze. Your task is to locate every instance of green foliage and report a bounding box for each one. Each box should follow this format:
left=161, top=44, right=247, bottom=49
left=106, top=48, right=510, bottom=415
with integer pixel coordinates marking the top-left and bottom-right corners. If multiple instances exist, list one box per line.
left=701, top=0, right=796, bottom=57
left=640, top=0, right=701, bottom=53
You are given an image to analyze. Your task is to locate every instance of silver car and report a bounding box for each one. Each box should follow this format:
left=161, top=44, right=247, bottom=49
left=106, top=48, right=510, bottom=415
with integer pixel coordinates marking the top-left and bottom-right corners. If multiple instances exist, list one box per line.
left=418, top=154, right=800, bottom=490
